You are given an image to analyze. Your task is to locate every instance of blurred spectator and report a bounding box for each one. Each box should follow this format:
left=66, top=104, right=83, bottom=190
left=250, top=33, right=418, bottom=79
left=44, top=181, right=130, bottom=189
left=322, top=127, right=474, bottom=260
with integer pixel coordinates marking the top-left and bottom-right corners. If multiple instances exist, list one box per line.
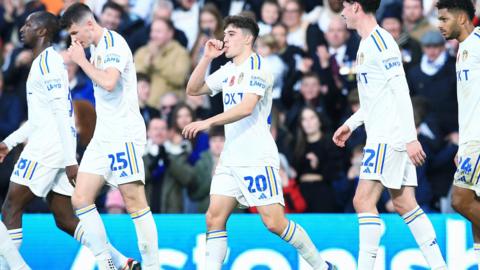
left=282, top=0, right=308, bottom=49
left=341, top=89, right=367, bottom=154
left=185, top=94, right=211, bottom=120
left=86, top=0, right=155, bottom=21
left=271, top=23, right=307, bottom=92
left=128, top=0, right=188, bottom=53
left=258, top=0, right=281, bottom=36
left=158, top=92, right=179, bottom=119
left=172, top=0, right=200, bottom=50
left=99, top=1, right=123, bottom=31
left=0, top=0, right=45, bottom=44
left=191, top=3, right=224, bottom=69
left=292, top=106, right=344, bottom=212
left=381, top=3, right=422, bottom=72
left=0, top=72, right=24, bottom=201
left=134, top=18, right=191, bottom=107
left=2, top=46, right=33, bottom=105
left=306, top=0, right=344, bottom=32
left=402, top=0, right=436, bottom=42
left=407, top=30, right=458, bottom=137
left=144, top=118, right=169, bottom=213
left=176, top=126, right=225, bottom=213
left=205, top=0, right=263, bottom=18
left=256, top=34, right=287, bottom=100
left=137, top=72, right=161, bottom=126
left=105, top=188, right=126, bottom=213
left=60, top=51, right=95, bottom=105
left=322, top=15, right=358, bottom=93
left=270, top=104, right=295, bottom=160
left=110, top=0, right=145, bottom=41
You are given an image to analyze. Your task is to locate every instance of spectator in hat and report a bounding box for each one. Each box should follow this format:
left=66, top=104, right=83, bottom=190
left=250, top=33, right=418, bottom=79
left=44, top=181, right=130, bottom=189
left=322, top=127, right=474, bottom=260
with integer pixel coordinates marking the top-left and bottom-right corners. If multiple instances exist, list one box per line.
left=381, top=2, right=422, bottom=72
left=407, top=30, right=457, bottom=138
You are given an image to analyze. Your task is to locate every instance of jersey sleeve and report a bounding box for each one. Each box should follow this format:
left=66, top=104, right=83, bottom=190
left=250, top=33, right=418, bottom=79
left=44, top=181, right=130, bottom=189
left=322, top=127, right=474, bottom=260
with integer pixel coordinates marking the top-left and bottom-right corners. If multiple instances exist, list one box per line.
left=206, top=64, right=227, bottom=97
left=42, top=59, right=69, bottom=101
left=238, top=70, right=272, bottom=97
left=378, top=39, right=405, bottom=81
left=102, top=32, right=128, bottom=72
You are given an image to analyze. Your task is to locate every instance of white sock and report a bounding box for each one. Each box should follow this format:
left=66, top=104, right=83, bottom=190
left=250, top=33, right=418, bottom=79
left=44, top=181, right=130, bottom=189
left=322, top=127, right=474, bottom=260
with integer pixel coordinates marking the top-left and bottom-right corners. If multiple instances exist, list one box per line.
left=75, top=205, right=112, bottom=263
left=358, top=213, right=382, bottom=270
left=0, top=223, right=29, bottom=270
left=74, top=223, right=128, bottom=269
left=8, top=228, right=22, bottom=249
left=402, top=206, right=446, bottom=269
left=206, top=230, right=227, bottom=270
left=130, top=207, right=158, bottom=270
left=474, top=243, right=480, bottom=269
left=280, top=220, right=328, bottom=269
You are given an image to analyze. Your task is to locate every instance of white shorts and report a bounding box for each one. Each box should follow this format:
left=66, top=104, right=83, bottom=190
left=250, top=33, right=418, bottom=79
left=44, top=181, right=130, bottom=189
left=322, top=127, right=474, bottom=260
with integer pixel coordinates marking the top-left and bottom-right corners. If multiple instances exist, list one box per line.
left=10, top=157, right=73, bottom=197
left=79, top=140, right=145, bottom=187
left=210, top=165, right=285, bottom=208
left=359, top=143, right=417, bottom=189
left=454, top=142, right=480, bottom=196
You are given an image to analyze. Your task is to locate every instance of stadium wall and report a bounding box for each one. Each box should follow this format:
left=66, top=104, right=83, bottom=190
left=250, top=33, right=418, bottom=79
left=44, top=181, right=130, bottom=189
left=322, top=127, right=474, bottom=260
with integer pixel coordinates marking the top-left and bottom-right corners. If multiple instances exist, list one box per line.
left=18, top=214, right=476, bottom=269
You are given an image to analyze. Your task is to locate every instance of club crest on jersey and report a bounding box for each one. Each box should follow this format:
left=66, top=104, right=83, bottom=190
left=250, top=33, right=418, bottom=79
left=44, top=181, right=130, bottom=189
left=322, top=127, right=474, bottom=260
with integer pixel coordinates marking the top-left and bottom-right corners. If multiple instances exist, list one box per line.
left=229, top=76, right=235, bottom=86
left=462, top=50, right=469, bottom=61
left=238, top=72, right=244, bottom=84
left=357, top=53, right=365, bottom=65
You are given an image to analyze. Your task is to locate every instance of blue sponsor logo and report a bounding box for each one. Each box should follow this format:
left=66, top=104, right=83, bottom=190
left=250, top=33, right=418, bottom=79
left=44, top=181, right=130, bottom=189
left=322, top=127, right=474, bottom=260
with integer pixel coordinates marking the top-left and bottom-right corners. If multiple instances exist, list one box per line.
left=383, top=57, right=402, bottom=70
left=223, top=92, right=243, bottom=105
left=249, top=76, right=267, bottom=89
left=104, top=54, right=120, bottom=64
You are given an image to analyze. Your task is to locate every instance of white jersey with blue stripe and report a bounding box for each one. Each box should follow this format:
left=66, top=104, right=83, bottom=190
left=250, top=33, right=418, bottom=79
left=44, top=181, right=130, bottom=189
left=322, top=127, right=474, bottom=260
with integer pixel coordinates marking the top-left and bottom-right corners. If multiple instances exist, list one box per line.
left=456, top=27, right=480, bottom=147
left=355, top=25, right=410, bottom=150
left=23, top=47, right=76, bottom=167
left=89, top=29, right=146, bottom=145
left=206, top=53, right=279, bottom=168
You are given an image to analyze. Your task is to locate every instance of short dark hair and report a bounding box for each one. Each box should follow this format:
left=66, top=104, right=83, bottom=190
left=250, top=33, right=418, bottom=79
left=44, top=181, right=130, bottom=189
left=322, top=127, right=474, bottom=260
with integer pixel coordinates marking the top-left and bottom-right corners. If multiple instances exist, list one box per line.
left=344, top=0, right=381, bottom=14
left=302, top=71, right=321, bottom=83
left=136, top=73, right=150, bottom=83
left=224, top=15, right=260, bottom=44
left=61, top=3, right=94, bottom=29
left=102, top=1, right=124, bottom=16
left=208, top=126, right=224, bottom=138
left=33, top=11, right=59, bottom=40
left=436, top=0, right=476, bottom=20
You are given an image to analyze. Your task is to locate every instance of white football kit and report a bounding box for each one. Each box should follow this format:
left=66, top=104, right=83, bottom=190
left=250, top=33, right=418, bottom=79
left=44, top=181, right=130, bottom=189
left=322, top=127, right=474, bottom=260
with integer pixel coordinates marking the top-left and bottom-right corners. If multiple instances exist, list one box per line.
left=344, top=26, right=418, bottom=189
left=453, top=27, right=480, bottom=195
left=78, top=29, right=146, bottom=186
left=3, top=47, right=77, bottom=197
left=206, top=53, right=284, bottom=207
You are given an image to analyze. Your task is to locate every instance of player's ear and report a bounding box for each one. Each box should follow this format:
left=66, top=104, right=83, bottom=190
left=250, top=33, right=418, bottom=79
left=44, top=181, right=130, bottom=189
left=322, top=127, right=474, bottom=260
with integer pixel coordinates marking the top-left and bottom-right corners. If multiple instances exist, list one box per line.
left=37, top=28, right=48, bottom=39
left=245, top=34, right=253, bottom=46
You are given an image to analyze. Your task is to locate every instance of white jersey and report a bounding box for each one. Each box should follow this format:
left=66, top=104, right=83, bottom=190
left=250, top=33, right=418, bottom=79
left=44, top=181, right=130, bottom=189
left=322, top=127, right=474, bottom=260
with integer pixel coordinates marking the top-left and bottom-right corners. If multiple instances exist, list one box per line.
left=89, top=29, right=146, bottom=144
left=354, top=26, right=413, bottom=150
left=4, top=47, right=76, bottom=168
left=206, top=53, right=279, bottom=168
left=456, top=27, right=480, bottom=147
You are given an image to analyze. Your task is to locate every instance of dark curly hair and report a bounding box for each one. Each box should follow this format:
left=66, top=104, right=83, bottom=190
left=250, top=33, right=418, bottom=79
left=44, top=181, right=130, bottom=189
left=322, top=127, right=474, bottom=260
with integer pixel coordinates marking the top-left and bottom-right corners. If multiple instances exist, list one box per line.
left=436, top=0, right=476, bottom=20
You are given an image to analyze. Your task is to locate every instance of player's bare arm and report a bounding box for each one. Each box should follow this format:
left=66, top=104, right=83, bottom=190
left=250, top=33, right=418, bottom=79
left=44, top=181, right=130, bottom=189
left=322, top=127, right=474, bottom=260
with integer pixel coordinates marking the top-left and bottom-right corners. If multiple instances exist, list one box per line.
left=186, top=39, right=225, bottom=96
left=67, top=40, right=120, bottom=92
left=182, top=93, right=260, bottom=139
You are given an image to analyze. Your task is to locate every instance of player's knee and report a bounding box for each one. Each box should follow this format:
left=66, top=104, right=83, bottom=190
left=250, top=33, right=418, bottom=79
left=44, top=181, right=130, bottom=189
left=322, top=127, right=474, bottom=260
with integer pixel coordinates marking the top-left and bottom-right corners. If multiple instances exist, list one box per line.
left=71, top=191, right=92, bottom=209
left=205, top=209, right=226, bottom=230
left=451, top=192, right=469, bottom=214
left=261, top=215, right=284, bottom=235
left=353, top=193, right=372, bottom=213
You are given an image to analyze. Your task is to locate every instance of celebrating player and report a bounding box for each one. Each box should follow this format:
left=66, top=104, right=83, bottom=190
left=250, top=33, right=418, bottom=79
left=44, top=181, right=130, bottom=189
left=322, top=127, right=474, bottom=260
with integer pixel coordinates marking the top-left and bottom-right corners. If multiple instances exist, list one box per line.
left=333, top=1, right=447, bottom=269
left=0, top=11, right=139, bottom=270
left=437, top=0, right=480, bottom=268
left=183, top=15, right=336, bottom=270
left=61, top=3, right=158, bottom=270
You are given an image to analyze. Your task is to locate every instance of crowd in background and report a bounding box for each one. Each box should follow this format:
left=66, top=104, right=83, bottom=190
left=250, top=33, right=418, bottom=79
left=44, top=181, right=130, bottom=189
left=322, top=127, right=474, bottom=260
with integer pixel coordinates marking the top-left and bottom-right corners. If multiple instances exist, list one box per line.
left=0, top=0, right=476, bottom=214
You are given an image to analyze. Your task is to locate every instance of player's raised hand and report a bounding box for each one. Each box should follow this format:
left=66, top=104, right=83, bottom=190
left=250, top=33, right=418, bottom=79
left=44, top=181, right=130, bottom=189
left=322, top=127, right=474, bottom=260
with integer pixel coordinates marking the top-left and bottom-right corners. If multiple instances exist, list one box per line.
left=406, top=140, right=426, bottom=167
left=332, top=125, right=352, bottom=147
left=66, top=164, right=79, bottom=186
left=204, top=39, right=225, bottom=59
left=182, top=120, right=211, bottom=139
left=67, top=40, right=86, bottom=65
left=0, top=142, right=10, bottom=163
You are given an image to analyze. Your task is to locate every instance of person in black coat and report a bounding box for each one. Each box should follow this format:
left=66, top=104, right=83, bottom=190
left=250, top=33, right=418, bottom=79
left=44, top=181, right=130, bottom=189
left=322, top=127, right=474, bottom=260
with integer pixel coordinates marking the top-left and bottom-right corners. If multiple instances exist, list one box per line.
left=407, top=30, right=458, bottom=138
